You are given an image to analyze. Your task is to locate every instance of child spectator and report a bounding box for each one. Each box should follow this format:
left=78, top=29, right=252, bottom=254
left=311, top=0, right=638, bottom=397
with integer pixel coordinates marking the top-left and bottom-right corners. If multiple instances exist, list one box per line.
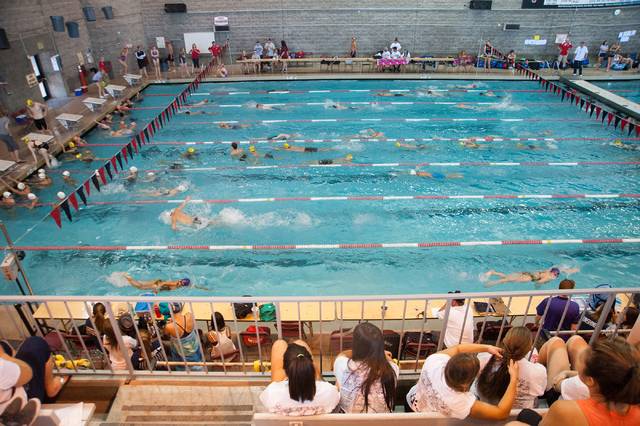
left=103, top=321, right=137, bottom=370
left=207, top=312, right=236, bottom=358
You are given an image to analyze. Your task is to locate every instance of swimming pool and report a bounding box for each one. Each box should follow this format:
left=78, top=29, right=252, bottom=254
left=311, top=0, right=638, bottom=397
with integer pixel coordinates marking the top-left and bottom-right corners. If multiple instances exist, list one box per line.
left=2, top=79, right=640, bottom=297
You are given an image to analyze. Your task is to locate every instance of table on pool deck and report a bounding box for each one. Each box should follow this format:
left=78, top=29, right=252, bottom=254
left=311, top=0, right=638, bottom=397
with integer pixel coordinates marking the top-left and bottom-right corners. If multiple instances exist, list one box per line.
left=237, top=57, right=454, bottom=73
left=55, top=113, right=84, bottom=131
left=83, top=97, right=107, bottom=113
left=23, top=133, right=54, bottom=143
left=123, top=74, right=142, bottom=86
left=105, top=84, right=127, bottom=99
left=32, top=301, right=130, bottom=331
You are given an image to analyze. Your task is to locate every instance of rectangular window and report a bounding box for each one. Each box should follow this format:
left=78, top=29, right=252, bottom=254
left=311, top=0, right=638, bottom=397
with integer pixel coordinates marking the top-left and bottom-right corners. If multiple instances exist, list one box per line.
left=38, top=81, right=47, bottom=98
left=30, top=56, right=41, bottom=77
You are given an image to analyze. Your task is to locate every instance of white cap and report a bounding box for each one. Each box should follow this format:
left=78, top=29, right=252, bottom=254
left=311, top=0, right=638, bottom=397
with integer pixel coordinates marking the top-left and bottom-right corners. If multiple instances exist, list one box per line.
left=57, top=192, right=65, bottom=200
left=177, top=185, right=187, bottom=192
left=3, top=192, right=11, bottom=198
left=130, top=166, right=138, bottom=173
left=17, top=183, right=25, bottom=190
left=94, top=170, right=101, bottom=176
left=38, top=169, right=44, bottom=174
left=38, top=172, right=46, bottom=178
left=410, top=169, right=417, bottom=175
left=147, top=172, right=155, bottom=176
left=27, top=193, right=36, bottom=200
left=62, top=171, right=70, bottom=177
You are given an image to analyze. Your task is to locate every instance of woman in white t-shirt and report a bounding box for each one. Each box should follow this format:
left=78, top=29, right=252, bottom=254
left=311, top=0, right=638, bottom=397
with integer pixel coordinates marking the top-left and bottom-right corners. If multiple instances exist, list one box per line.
left=537, top=335, right=590, bottom=404
left=260, top=339, right=339, bottom=416
left=206, top=312, right=236, bottom=358
left=473, top=326, right=547, bottom=409
left=406, top=343, right=519, bottom=420
left=103, top=321, right=137, bottom=370
left=334, top=323, right=399, bottom=413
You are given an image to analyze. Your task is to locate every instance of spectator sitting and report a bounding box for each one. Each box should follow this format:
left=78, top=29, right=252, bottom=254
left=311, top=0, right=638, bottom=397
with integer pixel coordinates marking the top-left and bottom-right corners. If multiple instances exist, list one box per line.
left=0, top=337, right=66, bottom=408
left=472, top=327, right=547, bottom=409
left=390, top=38, right=401, bottom=51
left=406, top=343, right=520, bottom=420
left=238, top=50, right=250, bottom=74
left=260, top=340, right=339, bottom=415
left=514, top=337, right=640, bottom=425
left=390, top=47, right=402, bottom=72
left=271, top=49, right=280, bottom=70
left=85, top=302, right=106, bottom=351
left=251, top=50, right=261, bottom=74
left=206, top=312, right=236, bottom=358
left=334, top=323, right=399, bottom=413
left=401, top=49, right=411, bottom=72
left=131, top=329, right=167, bottom=371
left=579, top=302, right=616, bottom=335
left=534, top=279, right=580, bottom=341
left=617, top=54, right=634, bottom=67
left=374, top=50, right=384, bottom=72
left=434, top=290, right=474, bottom=349
left=103, top=321, right=137, bottom=370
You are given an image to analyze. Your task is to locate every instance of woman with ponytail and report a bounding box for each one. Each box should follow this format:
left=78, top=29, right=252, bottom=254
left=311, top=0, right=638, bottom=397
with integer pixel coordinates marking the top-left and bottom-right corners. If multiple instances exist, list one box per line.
left=260, top=340, right=339, bottom=415
left=85, top=303, right=106, bottom=350
left=473, top=327, right=547, bottom=409
left=334, top=323, right=399, bottom=413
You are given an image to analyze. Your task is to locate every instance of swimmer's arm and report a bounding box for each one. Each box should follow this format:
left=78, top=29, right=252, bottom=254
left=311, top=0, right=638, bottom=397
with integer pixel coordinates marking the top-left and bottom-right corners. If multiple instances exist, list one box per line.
left=561, top=268, right=580, bottom=274
left=0, top=178, right=17, bottom=193
left=269, top=147, right=286, bottom=150
left=27, top=199, right=38, bottom=209
left=171, top=216, right=181, bottom=231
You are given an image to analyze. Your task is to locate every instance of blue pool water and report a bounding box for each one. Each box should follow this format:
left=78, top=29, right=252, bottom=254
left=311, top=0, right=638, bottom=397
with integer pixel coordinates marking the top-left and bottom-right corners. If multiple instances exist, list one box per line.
left=2, top=80, right=640, bottom=297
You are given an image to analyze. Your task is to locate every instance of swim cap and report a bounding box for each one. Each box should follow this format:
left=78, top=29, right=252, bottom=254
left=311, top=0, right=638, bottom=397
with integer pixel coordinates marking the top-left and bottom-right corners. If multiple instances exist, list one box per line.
left=106, top=114, right=111, bottom=118
left=57, top=192, right=65, bottom=200
left=23, top=138, right=29, bottom=142
left=17, top=183, right=25, bottom=190
left=110, top=131, right=115, bottom=135
left=178, top=185, right=187, bottom=192
left=38, top=169, right=44, bottom=174
left=27, top=100, right=33, bottom=106
left=181, top=278, right=190, bottom=286
left=76, top=154, right=82, bottom=158
left=219, top=122, right=223, bottom=126
left=69, top=142, right=75, bottom=147
left=63, top=171, right=70, bottom=177
left=131, top=122, right=136, bottom=126
left=130, top=166, right=138, bottom=173
left=27, top=193, right=36, bottom=200
left=120, top=121, right=125, bottom=125
left=3, top=192, right=10, bottom=198
left=346, top=154, right=353, bottom=160
left=551, top=267, right=560, bottom=275
left=283, top=143, right=290, bottom=149
left=616, top=141, right=622, bottom=145
left=410, top=169, right=417, bottom=175
left=147, top=172, right=155, bottom=176
left=517, top=143, right=523, bottom=146
left=459, top=142, right=464, bottom=145
left=396, top=142, right=401, bottom=147
left=85, top=150, right=91, bottom=154
left=73, top=136, right=79, bottom=141
left=188, top=148, right=195, bottom=153
left=249, top=146, right=256, bottom=152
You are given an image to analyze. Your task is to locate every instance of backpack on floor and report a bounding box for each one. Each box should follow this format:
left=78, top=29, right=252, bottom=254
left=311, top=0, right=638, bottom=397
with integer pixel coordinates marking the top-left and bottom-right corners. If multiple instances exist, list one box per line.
left=589, top=284, right=612, bottom=311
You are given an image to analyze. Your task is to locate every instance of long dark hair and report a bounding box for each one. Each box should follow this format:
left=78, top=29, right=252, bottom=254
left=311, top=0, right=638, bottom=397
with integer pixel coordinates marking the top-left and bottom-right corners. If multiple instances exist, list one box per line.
left=93, top=303, right=106, bottom=334
left=283, top=343, right=316, bottom=402
left=477, top=326, right=531, bottom=403
left=103, top=321, right=119, bottom=351
left=584, top=337, right=640, bottom=404
left=350, top=323, right=397, bottom=412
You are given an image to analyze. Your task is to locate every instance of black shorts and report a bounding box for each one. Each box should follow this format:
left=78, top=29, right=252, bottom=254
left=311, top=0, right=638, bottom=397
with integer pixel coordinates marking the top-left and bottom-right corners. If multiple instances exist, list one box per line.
left=264, top=154, right=274, bottom=159
left=304, top=147, right=318, bottom=153
left=542, top=387, right=561, bottom=407
left=318, top=159, right=333, bottom=165
left=192, top=58, right=200, bottom=68
left=193, top=217, right=203, bottom=225
left=34, top=118, right=47, bottom=130
left=598, top=52, right=607, bottom=57
left=15, top=337, right=51, bottom=401
left=167, top=54, right=174, bottom=61
left=0, top=134, right=19, bottom=152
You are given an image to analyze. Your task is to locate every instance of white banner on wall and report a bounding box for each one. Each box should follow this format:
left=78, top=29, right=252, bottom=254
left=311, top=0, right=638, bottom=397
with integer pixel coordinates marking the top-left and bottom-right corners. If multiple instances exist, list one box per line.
left=525, top=39, right=547, bottom=45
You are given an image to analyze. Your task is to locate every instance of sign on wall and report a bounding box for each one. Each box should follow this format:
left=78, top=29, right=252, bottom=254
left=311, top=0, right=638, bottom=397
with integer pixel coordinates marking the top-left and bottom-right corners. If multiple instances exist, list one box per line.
left=26, top=73, right=37, bottom=88
left=156, top=37, right=166, bottom=49
left=525, top=39, right=547, bottom=45
left=523, top=0, right=640, bottom=8
left=214, top=16, right=228, bottom=26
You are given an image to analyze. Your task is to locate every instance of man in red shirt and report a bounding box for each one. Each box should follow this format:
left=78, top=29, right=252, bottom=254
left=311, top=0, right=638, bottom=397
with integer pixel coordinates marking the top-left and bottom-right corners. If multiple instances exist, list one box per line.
left=208, top=42, right=221, bottom=66
left=557, top=37, right=573, bottom=71
left=99, top=56, right=109, bottom=83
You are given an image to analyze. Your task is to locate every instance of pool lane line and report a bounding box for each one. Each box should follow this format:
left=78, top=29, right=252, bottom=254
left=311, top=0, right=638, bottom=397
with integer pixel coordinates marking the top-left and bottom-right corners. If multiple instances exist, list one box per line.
left=6, top=237, right=640, bottom=251
left=18, top=193, right=640, bottom=208
left=50, top=161, right=640, bottom=174
left=129, top=102, right=601, bottom=109
left=84, top=137, right=640, bottom=147
left=145, top=90, right=634, bottom=96
left=165, top=118, right=600, bottom=125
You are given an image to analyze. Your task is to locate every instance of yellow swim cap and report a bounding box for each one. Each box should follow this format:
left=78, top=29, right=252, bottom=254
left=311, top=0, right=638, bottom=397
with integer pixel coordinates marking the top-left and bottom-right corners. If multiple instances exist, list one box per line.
left=616, top=141, right=622, bottom=145
left=69, top=142, right=75, bottom=147
left=76, top=154, right=83, bottom=158
left=396, top=142, right=401, bottom=147
left=188, top=148, right=195, bottom=153
left=283, top=143, right=290, bottom=149
left=346, top=154, right=353, bottom=160
left=27, top=100, right=33, bottom=106
left=517, top=143, right=523, bottom=146
left=85, top=150, right=91, bottom=154
left=23, top=138, right=29, bottom=142
left=459, top=142, right=464, bottom=145
left=249, top=146, right=256, bottom=152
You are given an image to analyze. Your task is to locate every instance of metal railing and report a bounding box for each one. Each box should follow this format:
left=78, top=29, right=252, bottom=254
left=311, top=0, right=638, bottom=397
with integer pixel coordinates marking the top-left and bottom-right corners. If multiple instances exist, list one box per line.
left=0, top=288, right=637, bottom=379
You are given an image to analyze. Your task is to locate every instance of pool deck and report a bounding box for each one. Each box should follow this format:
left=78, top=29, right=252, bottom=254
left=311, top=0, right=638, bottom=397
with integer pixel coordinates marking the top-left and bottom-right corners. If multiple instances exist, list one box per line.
left=0, top=63, right=638, bottom=195
left=560, top=75, right=640, bottom=121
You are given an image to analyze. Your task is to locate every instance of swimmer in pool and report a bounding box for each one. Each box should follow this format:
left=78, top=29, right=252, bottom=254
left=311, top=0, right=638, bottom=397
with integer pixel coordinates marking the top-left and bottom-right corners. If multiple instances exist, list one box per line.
left=485, top=267, right=580, bottom=287
left=219, top=122, right=254, bottom=130
left=72, top=136, right=89, bottom=146
left=61, top=141, right=78, bottom=154
left=115, top=166, right=138, bottom=181
left=179, top=148, right=200, bottom=160
left=332, top=104, right=367, bottom=111
left=479, top=91, right=503, bottom=98
left=230, top=142, right=250, bottom=161
left=183, top=99, right=209, bottom=107
left=514, top=142, right=555, bottom=150
left=369, top=92, right=414, bottom=97
left=396, top=142, right=431, bottom=150
left=29, top=170, right=52, bottom=188
left=96, top=120, right=111, bottom=130
left=304, top=154, right=354, bottom=165
left=270, top=143, right=333, bottom=153
left=170, top=196, right=225, bottom=231
left=453, top=103, right=495, bottom=111
left=410, top=169, right=463, bottom=179
left=122, top=272, right=208, bottom=293
left=182, top=110, right=220, bottom=115
left=138, top=185, right=189, bottom=198
left=248, top=146, right=283, bottom=161
left=350, top=129, right=384, bottom=139
left=74, top=152, right=109, bottom=166
left=62, top=171, right=79, bottom=186
left=0, top=177, right=30, bottom=198
left=139, top=172, right=161, bottom=183
left=454, top=84, right=477, bottom=89
left=1, top=192, right=15, bottom=206
left=605, top=140, right=640, bottom=150
left=109, top=129, right=134, bottom=137
left=255, top=104, right=287, bottom=111
left=459, top=140, right=494, bottom=149
left=25, top=193, right=40, bottom=210
left=266, top=133, right=296, bottom=140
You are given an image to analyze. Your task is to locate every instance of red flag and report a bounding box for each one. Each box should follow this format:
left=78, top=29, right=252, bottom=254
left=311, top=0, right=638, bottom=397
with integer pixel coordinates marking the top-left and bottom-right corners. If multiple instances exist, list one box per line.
left=110, top=156, right=118, bottom=172
left=84, top=179, right=91, bottom=196
left=68, top=192, right=79, bottom=212
left=586, top=101, right=591, bottom=113
left=622, top=119, right=628, bottom=131
left=140, top=131, right=145, bottom=145
left=149, top=125, right=154, bottom=138
left=596, top=107, right=602, bottom=119
left=98, top=167, right=107, bottom=185
left=636, top=126, right=640, bottom=138
left=155, top=117, right=159, bottom=128
left=121, top=147, right=129, bottom=163
left=50, top=207, right=62, bottom=228
left=131, top=138, right=138, bottom=153
left=608, top=114, right=614, bottom=126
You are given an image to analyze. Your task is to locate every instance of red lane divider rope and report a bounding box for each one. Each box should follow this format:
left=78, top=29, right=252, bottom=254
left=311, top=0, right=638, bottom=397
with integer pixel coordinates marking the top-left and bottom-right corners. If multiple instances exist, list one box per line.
left=143, top=89, right=633, bottom=96
left=164, top=118, right=600, bottom=125
left=4, top=237, right=640, bottom=251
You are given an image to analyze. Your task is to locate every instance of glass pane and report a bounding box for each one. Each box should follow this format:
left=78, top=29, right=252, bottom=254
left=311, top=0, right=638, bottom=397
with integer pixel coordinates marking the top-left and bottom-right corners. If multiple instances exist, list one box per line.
left=30, top=56, right=40, bottom=77
left=38, top=82, right=47, bottom=98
